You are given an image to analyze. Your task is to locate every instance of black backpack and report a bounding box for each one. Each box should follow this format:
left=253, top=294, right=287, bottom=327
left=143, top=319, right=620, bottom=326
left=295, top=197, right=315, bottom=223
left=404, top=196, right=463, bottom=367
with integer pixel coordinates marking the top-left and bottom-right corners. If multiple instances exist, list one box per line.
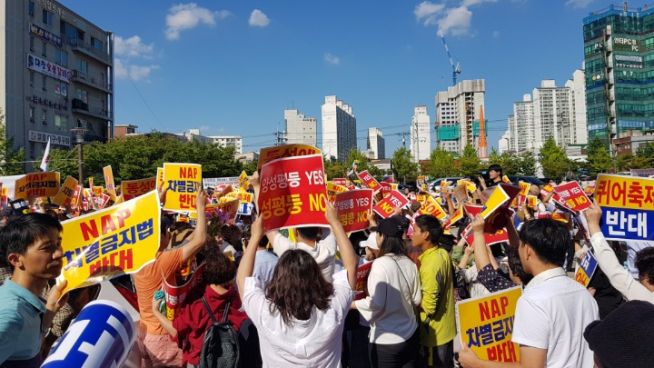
left=199, top=296, right=240, bottom=368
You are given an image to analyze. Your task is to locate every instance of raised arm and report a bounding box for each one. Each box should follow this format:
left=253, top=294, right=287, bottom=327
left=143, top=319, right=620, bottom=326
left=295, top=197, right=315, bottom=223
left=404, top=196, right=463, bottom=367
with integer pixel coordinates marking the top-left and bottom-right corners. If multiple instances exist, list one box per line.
left=325, top=202, right=357, bottom=289
left=181, top=190, right=208, bottom=263
left=471, top=215, right=492, bottom=271
left=237, top=215, right=263, bottom=301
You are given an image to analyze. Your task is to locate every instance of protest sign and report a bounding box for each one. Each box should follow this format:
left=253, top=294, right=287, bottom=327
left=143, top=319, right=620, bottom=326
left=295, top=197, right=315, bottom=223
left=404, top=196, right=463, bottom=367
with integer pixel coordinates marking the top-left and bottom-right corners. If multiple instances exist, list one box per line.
left=327, top=181, right=349, bottom=202
left=239, top=171, right=250, bottom=189
left=52, top=176, right=79, bottom=207
left=416, top=193, right=448, bottom=221
left=480, top=184, right=519, bottom=219
left=163, top=263, right=205, bottom=320
left=457, top=286, right=522, bottom=363
left=70, top=184, right=82, bottom=210
left=332, top=178, right=348, bottom=187
left=526, top=195, right=538, bottom=209
left=517, top=181, right=530, bottom=206
left=575, top=251, right=598, bottom=288
left=464, top=227, right=509, bottom=247
left=464, top=204, right=484, bottom=218
left=122, top=177, right=156, bottom=201
left=103, top=165, right=117, bottom=198
left=203, top=177, right=239, bottom=191
left=444, top=205, right=465, bottom=229
left=14, top=171, right=60, bottom=199
left=163, top=163, right=202, bottom=213
left=354, top=262, right=373, bottom=301
left=357, top=170, right=382, bottom=192
left=595, top=174, right=654, bottom=241
left=335, top=189, right=373, bottom=233
left=258, top=144, right=321, bottom=169
left=258, top=154, right=329, bottom=232
left=553, top=181, right=592, bottom=213
left=58, top=190, right=160, bottom=295
left=373, top=190, right=409, bottom=219
left=156, top=167, right=164, bottom=191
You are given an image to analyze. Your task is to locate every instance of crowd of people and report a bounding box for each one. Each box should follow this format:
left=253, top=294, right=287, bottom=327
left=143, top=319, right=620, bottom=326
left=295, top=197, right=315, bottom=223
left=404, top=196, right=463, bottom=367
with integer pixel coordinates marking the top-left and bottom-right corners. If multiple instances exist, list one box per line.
left=0, top=163, right=653, bottom=368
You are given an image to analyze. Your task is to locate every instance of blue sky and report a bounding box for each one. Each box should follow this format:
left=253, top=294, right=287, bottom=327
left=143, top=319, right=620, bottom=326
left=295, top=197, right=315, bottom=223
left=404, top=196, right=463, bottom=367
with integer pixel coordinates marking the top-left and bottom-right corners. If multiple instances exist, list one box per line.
left=60, top=0, right=621, bottom=155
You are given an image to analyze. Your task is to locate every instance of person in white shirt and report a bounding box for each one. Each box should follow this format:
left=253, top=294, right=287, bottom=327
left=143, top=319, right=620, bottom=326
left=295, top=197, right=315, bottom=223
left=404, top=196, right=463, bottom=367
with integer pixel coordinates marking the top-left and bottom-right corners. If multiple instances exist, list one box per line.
left=236, top=204, right=358, bottom=368
left=584, top=201, right=654, bottom=303
left=459, top=218, right=599, bottom=368
left=353, top=216, right=422, bottom=368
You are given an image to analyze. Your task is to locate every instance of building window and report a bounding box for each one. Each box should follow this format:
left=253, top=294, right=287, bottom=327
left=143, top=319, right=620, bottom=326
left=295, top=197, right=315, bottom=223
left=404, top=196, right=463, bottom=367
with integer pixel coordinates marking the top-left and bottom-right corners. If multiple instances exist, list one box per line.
left=29, top=106, right=35, bottom=123
left=54, top=114, right=67, bottom=131
left=41, top=40, right=47, bottom=57
left=29, top=142, right=35, bottom=160
left=29, top=1, right=35, bottom=16
left=42, top=9, right=53, bottom=26
left=42, top=109, right=47, bottom=125
left=77, top=89, right=88, bottom=104
left=79, top=59, right=88, bottom=74
left=91, top=37, right=104, bottom=52
left=57, top=50, right=68, bottom=67
left=42, top=75, right=47, bottom=92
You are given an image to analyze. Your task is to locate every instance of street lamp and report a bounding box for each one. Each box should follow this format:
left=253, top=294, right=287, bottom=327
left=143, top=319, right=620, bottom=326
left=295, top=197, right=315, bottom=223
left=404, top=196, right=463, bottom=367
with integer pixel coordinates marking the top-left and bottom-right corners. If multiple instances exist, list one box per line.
left=71, top=126, right=87, bottom=185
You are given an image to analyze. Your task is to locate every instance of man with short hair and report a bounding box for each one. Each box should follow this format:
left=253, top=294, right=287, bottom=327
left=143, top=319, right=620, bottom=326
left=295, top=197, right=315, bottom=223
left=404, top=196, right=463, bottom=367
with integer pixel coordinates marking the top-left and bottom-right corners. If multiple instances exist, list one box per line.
left=487, top=164, right=503, bottom=187
left=459, top=219, right=599, bottom=368
left=0, top=213, right=68, bottom=367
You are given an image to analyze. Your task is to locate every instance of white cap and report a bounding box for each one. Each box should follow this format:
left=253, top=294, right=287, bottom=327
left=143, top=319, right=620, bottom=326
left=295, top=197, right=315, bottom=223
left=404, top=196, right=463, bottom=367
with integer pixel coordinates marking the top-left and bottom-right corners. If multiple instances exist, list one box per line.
left=359, top=231, right=379, bottom=250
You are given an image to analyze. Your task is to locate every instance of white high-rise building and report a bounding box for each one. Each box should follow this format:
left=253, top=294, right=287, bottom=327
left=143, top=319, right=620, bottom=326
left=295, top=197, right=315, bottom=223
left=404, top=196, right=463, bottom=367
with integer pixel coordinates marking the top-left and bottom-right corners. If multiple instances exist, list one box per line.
left=210, top=135, right=243, bottom=154
left=367, top=127, right=385, bottom=160
left=566, top=69, right=588, bottom=146
left=435, top=80, right=485, bottom=155
left=321, top=95, right=357, bottom=161
left=284, top=109, right=317, bottom=147
left=532, top=80, right=574, bottom=150
left=410, top=105, right=431, bottom=161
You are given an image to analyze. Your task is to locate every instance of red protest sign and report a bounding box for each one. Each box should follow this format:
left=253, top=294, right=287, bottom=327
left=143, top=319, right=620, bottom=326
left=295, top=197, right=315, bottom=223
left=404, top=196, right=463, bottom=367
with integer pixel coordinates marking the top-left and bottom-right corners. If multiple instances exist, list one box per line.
left=380, top=182, right=393, bottom=196
left=373, top=190, right=409, bottom=219
left=354, top=262, right=373, bottom=300
left=332, top=178, right=347, bottom=186
left=258, top=154, right=329, bottom=232
left=464, top=204, right=484, bottom=218
left=554, top=181, right=592, bottom=213
left=357, top=170, right=381, bottom=192
left=258, top=144, right=321, bottom=170
left=335, top=189, right=373, bottom=233
left=464, top=226, right=510, bottom=247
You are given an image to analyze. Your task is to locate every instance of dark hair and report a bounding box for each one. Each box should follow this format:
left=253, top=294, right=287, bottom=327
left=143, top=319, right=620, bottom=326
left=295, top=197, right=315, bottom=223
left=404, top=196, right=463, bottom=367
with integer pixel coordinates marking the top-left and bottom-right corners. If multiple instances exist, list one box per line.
left=518, top=219, right=570, bottom=266
left=265, top=249, right=334, bottom=324
left=507, top=245, right=533, bottom=285
left=379, top=235, right=407, bottom=257
left=0, top=213, right=63, bottom=268
left=414, top=215, right=443, bottom=245
left=220, top=224, right=242, bottom=252
left=203, top=241, right=236, bottom=286
left=488, top=164, right=503, bottom=175
left=258, top=234, right=269, bottom=248
left=636, top=247, right=654, bottom=284
left=297, top=227, right=321, bottom=241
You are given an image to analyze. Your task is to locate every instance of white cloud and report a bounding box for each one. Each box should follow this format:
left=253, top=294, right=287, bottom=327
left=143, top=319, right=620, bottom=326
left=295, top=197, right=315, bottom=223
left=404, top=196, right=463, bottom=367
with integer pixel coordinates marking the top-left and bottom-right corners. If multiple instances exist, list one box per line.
left=114, top=35, right=154, bottom=58
left=114, top=59, right=129, bottom=79
left=565, top=0, right=595, bottom=8
left=165, top=3, right=227, bottom=40
left=437, top=6, right=472, bottom=37
left=249, top=9, right=270, bottom=28
left=414, top=1, right=445, bottom=26
left=324, top=53, right=341, bottom=65
left=114, top=59, right=158, bottom=81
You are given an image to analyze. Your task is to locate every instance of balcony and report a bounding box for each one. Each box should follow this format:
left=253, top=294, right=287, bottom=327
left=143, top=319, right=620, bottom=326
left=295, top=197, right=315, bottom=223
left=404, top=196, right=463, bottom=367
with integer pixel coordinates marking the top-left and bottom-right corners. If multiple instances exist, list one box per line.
left=68, top=38, right=111, bottom=65
left=72, top=99, right=112, bottom=121
left=71, top=70, right=112, bottom=94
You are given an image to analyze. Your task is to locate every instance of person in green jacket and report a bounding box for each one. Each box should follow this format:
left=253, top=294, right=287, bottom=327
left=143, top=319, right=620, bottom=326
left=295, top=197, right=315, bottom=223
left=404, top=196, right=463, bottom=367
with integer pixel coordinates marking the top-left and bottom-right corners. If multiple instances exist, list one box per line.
left=413, top=215, right=456, bottom=368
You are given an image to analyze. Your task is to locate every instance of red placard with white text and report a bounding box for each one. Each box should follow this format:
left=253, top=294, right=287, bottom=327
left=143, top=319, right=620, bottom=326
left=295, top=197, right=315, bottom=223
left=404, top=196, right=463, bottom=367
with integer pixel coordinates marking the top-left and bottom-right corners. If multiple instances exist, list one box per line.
left=553, top=181, right=592, bottom=213
left=258, top=154, right=329, bottom=232
left=335, top=189, right=373, bottom=233
left=373, top=190, right=409, bottom=219
left=463, top=226, right=510, bottom=247
left=357, top=170, right=381, bottom=192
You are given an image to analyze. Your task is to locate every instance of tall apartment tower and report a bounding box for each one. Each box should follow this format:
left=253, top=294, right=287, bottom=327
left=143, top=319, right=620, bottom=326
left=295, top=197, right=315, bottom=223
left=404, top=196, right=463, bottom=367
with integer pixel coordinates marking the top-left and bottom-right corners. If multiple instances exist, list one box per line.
left=284, top=108, right=317, bottom=147
left=410, top=105, right=431, bottom=161
left=321, top=95, right=356, bottom=161
left=435, top=79, right=485, bottom=156
left=0, top=0, right=114, bottom=167
left=367, top=127, right=385, bottom=160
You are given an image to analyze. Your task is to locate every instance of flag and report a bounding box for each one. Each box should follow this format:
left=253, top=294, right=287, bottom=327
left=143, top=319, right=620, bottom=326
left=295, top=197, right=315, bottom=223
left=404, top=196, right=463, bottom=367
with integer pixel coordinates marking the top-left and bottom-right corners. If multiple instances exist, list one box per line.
left=40, top=137, right=51, bottom=172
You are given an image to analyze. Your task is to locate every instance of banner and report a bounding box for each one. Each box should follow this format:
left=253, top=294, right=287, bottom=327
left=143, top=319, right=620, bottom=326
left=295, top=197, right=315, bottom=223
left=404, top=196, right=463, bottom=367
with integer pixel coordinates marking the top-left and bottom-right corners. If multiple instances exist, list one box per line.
left=203, top=177, right=239, bottom=190
left=163, top=163, right=202, bottom=213
left=553, top=181, right=592, bottom=213
left=258, top=144, right=321, bottom=169
left=595, top=174, right=654, bottom=241
left=156, top=167, right=164, bottom=191
left=57, top=190, right=161, bottom=295
left=52, top=176, right=79, bottom=207
left=416, top=193, right=447, bottom=221
left=163, top=263, right=205, bottom=320
left=354, top=262, right=373, bottom=301
left=464, top=227, right=510, bottom=247
left=258, top=154, right=329, bottom=232
left=103, top=165, right=117, bottom=198
left=517, top=181, right=530, bottom=206
left=373, top=190, right=409, bottom=219
left=575, top=251, right=598, bottom=288
left=122, top=177, right=156, bottom=201
left=14, top=171, right=60, bottom=199
left=335, top=189, right=373, bottom=233
left=357, top=170, right=382, bottom=192
left=457, top=286, right=522, bottom=363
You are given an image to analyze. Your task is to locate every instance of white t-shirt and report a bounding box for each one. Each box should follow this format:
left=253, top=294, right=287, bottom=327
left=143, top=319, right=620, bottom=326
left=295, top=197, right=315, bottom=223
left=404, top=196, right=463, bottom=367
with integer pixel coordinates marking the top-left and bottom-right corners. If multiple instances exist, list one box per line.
left=242, top=272, right=353, bottom=368
left=354, top=254, right=422, bottom=344
left=512, top=267, right=599, bottom=368
left=272, top=231, right=337, bottom=283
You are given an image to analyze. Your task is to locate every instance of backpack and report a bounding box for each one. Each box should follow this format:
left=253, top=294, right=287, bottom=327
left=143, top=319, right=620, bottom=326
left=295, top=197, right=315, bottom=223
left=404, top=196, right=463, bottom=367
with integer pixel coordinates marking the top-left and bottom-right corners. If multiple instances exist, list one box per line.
left=199, top=296, right=240, bottom=368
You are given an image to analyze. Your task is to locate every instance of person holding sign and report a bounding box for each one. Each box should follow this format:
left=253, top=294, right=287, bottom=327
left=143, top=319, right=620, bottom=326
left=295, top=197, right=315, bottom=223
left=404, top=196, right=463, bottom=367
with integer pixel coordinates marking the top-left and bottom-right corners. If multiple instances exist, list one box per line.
left=353, top=216, right=422, bottom=368
left=459, top=218, right=599, bottom=368
left=0, top=214, right=69, bottom=367
left=412, top=215, right=456, bottom=368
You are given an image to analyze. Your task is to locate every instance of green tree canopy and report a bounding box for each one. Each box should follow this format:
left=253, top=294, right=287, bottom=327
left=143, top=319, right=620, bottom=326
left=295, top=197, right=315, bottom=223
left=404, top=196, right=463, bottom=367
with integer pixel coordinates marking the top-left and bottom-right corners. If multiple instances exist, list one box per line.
left=458, top=144, right=482, bottom=178
left=539, top=137, right=570, bottom=180
left=428, top=147, right=457, bottom=178
left=391, top=147, right=418, bottom=183
left=586, top=137, right=613, bottom=175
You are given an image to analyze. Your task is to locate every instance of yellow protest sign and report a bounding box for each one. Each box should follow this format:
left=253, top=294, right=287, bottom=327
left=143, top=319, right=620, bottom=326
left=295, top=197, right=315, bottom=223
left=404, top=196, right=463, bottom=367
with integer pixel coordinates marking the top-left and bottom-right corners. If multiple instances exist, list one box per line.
left=103, top=165, right=116, bottom=198
left=480, top=185, right=512, bottom=219
left=417, top=194, right=447, bottom=221
left=57, top=190, right=161, bottom=295
left=457, top=286, right=522, bottom=363
left=163, top=163, right=202, bottom=213
left=239, top=171, right=250, bottom=190
left=15, top=172, right=61, bottom=199
left=52, top=176, right=79, bottom=207
left=156, top=167, right=164, bottom=191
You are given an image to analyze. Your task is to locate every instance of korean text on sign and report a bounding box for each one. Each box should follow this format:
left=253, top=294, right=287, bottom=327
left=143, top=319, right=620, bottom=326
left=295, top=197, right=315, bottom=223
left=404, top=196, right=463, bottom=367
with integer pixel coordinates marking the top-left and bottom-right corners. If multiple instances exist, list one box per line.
left=163, top=163, right=202, bottom=213
left=15, top=171, right=61, bottom=199
left=258, top=154, right=329, bottom=232
left=457, top=286, right=523, bottom=363
left=122, top=177, right=156, bottom=201
left=357, top=170, right=381, bottom=192
left=595, top=174, right=654, bottom=241
left=373, top=190, right=409, bottom=219
left=58, top=190, right=161, bottom=295
left=335, top=189, right=373, bottom=233
left=575, top=251, right=598, bottom=288
left=553, top=181, right=592, bottom=213
left=258, top=144, right=321, bottom=169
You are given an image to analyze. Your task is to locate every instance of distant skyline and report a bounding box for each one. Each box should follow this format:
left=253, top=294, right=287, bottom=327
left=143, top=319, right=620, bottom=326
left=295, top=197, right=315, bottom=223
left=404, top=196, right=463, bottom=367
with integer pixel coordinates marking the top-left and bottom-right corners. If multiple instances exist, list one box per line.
left=59, top=0, right=622, bottom=154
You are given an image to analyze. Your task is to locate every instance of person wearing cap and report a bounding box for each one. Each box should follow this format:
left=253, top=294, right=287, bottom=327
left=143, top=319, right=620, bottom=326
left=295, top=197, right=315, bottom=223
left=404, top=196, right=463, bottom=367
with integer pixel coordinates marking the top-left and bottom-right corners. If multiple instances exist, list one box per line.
left=353, top=216, right=422, bottom=368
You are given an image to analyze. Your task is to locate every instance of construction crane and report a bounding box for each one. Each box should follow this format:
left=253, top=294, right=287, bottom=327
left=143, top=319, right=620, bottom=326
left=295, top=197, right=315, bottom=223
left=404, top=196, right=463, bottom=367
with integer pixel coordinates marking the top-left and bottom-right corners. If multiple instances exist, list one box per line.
left=440, top=36, right=462, bottom=86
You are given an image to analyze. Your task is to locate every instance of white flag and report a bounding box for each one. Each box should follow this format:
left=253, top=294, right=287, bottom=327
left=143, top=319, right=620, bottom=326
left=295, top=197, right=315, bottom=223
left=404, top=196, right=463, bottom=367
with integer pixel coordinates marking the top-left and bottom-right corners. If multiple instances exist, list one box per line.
left=40, top=137, right=51, bottom=171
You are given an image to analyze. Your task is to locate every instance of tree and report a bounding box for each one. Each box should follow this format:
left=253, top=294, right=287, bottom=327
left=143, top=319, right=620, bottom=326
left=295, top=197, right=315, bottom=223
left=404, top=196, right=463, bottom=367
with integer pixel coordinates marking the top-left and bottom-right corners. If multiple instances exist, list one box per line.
left=324, top=158, right=346, bottom=180
left=517, top=151, right=536, bottom=176
left=488, top=148, right=502, bottom=167
left=48, top=148, right=79, bottom=179
left=428, top=148, right=457, bottom=178
left=391, top=147, right=418, bottom=183
left=636, top=142, right=654, bottom=168
left=0, top=110, right=25, bottom=175
left=458, top=144, right=482, bottom=178
left=586, top=137, right=613, bottom=175
left=539, top=137, right=570, bottom=181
